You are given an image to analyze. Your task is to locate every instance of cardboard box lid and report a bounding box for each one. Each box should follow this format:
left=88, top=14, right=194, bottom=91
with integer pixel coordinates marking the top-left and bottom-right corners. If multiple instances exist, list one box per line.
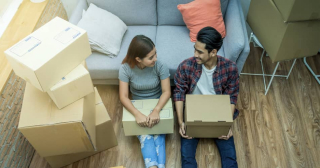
left=122, top=99, right=173, bottom=121
left=185, top=95, right=233, bottom=124
left=50, top=64, right=89, bottom=90
left=5, top=17, right=87, bottom=71
left=272, top=0, right=320, bottom=22
left=19, top=83, right=86, bottom=128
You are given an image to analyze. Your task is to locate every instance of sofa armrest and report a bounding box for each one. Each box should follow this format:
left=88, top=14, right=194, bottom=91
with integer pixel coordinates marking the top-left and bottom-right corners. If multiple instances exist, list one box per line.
left=235, top=0, right=250, bottom=73
left=69, top=0, right=88, bottom=25
left=222, top=0, right=245, bottom=63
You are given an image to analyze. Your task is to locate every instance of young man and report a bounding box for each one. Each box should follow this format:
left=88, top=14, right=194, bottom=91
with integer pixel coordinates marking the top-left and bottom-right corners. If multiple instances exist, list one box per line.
left=173, top=27, right=240, bottom=168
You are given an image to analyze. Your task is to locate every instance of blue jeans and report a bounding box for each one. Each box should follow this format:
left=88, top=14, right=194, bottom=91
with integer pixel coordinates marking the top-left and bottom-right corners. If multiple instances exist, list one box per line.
left=137, top=134, right=166, bottom=168
left=181, top=137, right=238, bottom=168
left=181, top=111, right=239, bottom=168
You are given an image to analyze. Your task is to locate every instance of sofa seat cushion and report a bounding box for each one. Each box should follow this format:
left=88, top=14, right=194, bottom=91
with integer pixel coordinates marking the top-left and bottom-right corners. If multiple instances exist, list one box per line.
left=155, top=26, right=225, bottom=78
left=86, top=26, right=157, bottom=80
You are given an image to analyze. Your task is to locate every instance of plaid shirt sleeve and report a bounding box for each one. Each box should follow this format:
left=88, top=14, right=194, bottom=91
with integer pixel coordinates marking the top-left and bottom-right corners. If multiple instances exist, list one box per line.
left=173, top=62, right=189, bottom=102
left=225, top=64, right=240, bottom=105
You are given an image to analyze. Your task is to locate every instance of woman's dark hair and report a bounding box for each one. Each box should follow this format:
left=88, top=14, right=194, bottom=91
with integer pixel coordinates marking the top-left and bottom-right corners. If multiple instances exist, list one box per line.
left=196, top=27, right=223, bottom=54
left=122, top=35, right=155, bottom=68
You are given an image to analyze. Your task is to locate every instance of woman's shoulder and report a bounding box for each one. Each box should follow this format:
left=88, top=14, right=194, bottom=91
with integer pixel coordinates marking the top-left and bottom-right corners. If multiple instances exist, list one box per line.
left=120, top=63, right=133, bottom=74
left=155, top=60, right=168, bottom=69
left=120, top=63, right=131, bottom=70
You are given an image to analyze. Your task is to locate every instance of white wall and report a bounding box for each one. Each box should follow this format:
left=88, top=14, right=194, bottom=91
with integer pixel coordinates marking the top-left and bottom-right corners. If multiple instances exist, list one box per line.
left=61, top=0, right=80, bottom=19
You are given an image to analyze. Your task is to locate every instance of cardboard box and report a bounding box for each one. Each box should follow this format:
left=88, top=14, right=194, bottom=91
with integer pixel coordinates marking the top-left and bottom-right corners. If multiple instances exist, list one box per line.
left=122, top=99, right=174, bottom=136
left=45, top=88, right=118, bottom=168
left=272, top=0, right=320, bottom=22
left=5, top=17, right=92, bottom=92
left=19, top=83, right=96, bottom=157
left=47, top=64, right=94, bottom=109
left=185, top=95, right=233, bottom=138
left=247, top=0, right=320, bottom=62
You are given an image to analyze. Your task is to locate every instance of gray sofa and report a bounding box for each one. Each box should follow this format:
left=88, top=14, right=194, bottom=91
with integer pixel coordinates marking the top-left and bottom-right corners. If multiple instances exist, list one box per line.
left=69, top=0, right=250, bottom=85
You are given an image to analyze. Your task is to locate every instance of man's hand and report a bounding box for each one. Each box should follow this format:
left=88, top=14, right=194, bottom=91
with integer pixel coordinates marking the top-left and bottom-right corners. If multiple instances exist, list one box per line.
left=148, top=109, right=160, bottom=128
left=218, top=128, right=233, bottom=140
left=179, top=122, right=193, bottom=139
left=135, top=112, right=149, bottom=127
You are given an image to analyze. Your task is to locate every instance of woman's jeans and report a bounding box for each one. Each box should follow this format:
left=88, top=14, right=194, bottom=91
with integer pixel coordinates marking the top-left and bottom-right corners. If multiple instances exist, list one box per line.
left=137, top=134, right=166, bottom=168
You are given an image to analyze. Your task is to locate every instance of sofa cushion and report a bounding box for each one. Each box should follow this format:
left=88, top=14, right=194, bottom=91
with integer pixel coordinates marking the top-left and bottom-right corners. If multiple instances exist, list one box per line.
left=156, top=26, right=225, bottom=78
left=86, top=0, right=157, bottom=25
left=158, top=0, right=229, bottom=26
left=177, top=0, right=226, bottom=42
left=78, top=3, right=127, bottom=57
left=86, top=26, right=157, bottom=80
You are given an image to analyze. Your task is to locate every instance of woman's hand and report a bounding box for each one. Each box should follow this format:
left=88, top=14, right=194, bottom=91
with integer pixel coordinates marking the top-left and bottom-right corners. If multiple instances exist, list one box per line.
left=135, top=112, right=149, bottom=127
left=148, top=109, right=160, bottom=128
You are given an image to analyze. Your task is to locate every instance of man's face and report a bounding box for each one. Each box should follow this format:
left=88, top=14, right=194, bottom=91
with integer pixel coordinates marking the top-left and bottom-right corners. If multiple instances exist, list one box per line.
left=194, top=41, right=211, bottom=65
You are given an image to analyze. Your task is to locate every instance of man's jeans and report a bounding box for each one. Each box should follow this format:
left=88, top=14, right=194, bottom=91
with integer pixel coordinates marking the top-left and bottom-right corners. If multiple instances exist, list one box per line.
left=181, top=136, right=238, bottom=168
left=181, top=111, right=239, bottom=168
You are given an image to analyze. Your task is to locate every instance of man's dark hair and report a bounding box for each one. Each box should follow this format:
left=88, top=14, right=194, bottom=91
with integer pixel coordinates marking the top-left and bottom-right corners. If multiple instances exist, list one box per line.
left=196, top=27, right=223, bottom=53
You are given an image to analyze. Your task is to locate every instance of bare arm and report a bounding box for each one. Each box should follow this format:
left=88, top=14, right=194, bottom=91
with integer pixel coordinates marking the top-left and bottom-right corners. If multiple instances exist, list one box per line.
left=149, top=77, right=171, bottom=127
left=231, top=104, right=235, bottom=117
left=175, top=101, right=184, bottom=125
left=119, top=80, right=149, bottom=127
left=154, top=77, right=171, bottom=112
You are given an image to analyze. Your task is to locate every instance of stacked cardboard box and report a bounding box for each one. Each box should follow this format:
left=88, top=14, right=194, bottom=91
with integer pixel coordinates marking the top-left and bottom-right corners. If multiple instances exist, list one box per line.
left=247, top=0, right=320, bottom=62
left=44, top=88, right=118, bottom=168
left=5, top=17, right=117, bottom=167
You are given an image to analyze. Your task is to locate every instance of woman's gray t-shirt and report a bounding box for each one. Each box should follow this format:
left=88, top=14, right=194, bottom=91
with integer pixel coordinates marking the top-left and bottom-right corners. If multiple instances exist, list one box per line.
left=118, top=61, right=170, bottom=100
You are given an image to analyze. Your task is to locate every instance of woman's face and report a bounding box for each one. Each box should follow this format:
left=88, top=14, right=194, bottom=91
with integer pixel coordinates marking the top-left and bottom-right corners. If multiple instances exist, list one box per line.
left=139, top=47, right=157, bottom=68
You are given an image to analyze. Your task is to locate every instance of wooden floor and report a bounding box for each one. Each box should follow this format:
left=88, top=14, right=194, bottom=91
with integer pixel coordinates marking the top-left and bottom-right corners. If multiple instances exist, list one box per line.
left=29, top=45, right=320, bottom=168
left=0, top=1, right=68, bottom=168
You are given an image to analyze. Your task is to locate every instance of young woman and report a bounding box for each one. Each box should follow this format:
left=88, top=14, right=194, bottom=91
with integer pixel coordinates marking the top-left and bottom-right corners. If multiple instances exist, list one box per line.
left=119, top=35, right=171, bottom=168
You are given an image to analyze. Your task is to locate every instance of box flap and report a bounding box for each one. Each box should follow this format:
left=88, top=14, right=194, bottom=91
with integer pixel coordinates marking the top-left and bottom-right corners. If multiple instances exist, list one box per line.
left=185, top=95, right=233, bottom=123
left=130, top=98, right=172, bottom=109
left=94, top=87, right=103, bottom=105
left=81, top=90, right=96, bottom=150
left=123, top=99, right=173, bottom=121
left=19, top=83, right=84, bottom=128
left=50, top=64, right=88, bottom=90
left=5, top=17, right=87, bottom=71
left=96, top=103, right=111, bottom=125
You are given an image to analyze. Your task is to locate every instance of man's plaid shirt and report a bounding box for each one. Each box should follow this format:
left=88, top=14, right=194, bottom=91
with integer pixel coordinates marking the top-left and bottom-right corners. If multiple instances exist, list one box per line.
left=173, top=56, right=240, bottom=118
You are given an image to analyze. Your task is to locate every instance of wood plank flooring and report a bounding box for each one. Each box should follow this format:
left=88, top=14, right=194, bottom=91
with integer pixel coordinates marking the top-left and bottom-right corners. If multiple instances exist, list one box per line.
left=29, top=45, right=320, bottom=168
left=0, top=1, right=68, bottom=167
